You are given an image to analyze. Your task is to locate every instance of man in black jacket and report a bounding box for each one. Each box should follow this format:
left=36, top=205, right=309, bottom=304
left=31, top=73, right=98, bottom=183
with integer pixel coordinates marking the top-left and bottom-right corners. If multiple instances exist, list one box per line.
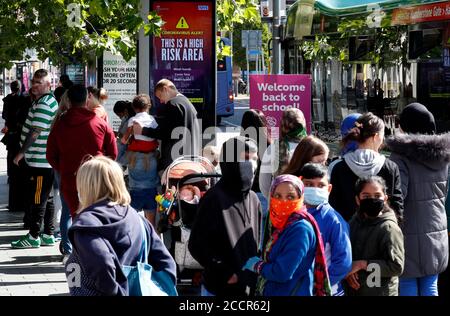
left=133, top=79, right=201, bottom=172
left=2, top=80, right=30, bottom=213
left=189, top=136, right=262, bottom=296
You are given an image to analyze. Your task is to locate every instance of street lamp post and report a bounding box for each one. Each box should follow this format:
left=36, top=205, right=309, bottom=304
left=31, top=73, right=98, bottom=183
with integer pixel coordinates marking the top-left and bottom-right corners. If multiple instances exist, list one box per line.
left=272, top=0, right=281, bottom=74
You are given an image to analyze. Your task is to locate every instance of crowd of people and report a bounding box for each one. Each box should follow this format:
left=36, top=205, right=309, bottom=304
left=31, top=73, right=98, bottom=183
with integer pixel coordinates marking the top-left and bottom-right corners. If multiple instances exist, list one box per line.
left=1, top=68, right=449, bottom=297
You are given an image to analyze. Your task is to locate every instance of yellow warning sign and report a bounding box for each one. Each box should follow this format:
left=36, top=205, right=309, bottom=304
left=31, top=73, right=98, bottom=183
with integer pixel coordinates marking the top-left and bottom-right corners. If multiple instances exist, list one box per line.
left=176, top=17, right=189, bottom=29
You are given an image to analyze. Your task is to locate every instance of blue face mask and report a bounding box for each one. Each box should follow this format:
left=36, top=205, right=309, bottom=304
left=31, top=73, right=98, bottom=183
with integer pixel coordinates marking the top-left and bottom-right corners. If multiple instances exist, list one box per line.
left=303, top=187, right=329, bottom=206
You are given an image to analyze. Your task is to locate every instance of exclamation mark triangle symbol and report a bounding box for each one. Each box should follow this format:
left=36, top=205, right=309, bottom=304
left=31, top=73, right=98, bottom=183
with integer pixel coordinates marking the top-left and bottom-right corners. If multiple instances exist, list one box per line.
left=176, top=17, right=189, bottom=29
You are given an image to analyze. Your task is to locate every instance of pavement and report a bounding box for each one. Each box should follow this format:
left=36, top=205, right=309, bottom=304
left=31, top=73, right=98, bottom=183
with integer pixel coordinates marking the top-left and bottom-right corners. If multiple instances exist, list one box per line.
left=0, top=98, right=70, bottom=296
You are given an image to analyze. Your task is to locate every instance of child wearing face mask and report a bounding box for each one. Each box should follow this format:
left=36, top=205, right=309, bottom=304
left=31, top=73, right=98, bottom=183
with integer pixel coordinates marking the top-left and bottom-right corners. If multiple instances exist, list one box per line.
left=345, top=176, right=405, bottom=296
left=300, top=163, right=352, bottom=296
left=242, top=174, right=332, bottom=296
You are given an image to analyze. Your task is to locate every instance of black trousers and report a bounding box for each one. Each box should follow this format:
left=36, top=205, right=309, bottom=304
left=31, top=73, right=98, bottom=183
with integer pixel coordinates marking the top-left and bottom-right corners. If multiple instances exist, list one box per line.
left=27, top=166, right=55, bottom=238
left=8, top=149, right=31, bottom=215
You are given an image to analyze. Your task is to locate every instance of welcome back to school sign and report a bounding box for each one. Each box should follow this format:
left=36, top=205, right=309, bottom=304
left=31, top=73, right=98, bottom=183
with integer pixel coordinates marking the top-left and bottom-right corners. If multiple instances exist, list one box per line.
left=250, top=74, right=312, bottom=138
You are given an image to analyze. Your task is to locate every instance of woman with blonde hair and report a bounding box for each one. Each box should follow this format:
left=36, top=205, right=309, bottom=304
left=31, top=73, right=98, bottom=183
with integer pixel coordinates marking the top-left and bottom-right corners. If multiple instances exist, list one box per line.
left=51, top=90, right=72, bottom=257
left=51, top=90, right=71, bottom=129
left=65, top=156, right=176, bottom=296
left=87, top=86, right=109, bottom=123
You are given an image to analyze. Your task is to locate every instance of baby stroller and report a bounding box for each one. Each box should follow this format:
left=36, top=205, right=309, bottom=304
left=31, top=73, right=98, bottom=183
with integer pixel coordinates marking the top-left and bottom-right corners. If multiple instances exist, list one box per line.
left=156, top=156, right=220, bottom=287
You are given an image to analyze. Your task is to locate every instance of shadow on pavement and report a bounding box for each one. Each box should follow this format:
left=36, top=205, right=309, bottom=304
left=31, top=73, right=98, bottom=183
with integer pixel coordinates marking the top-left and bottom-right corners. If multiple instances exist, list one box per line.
left=0, top=235, right=35, bottom=244
left=0, top=265, right=65, bottom=275
left=4, top=254, right=63, bottom=265
left=0, top=280, right=67, bottom=286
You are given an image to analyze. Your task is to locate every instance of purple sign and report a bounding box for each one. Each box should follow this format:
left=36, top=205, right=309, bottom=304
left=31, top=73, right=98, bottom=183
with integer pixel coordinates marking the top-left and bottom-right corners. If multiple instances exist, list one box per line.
left=250, top=74, right=312, bottom=138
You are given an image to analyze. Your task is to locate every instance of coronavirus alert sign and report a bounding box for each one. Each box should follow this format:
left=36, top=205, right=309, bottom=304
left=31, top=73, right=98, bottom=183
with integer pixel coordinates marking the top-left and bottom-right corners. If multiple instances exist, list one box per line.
left=150, top=0, right=215, bottom=122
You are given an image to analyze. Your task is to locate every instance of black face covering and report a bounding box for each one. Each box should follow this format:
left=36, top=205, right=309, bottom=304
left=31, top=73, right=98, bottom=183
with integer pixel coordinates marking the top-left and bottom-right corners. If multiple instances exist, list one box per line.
left=359, top=198, right=384, bottom=217
left=219, top=136, right=258, bottom=194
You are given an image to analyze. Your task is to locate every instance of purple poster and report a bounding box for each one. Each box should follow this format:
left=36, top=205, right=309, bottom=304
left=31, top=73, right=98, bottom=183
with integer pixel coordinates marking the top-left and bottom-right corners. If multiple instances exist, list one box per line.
left=151, top=1, right=214, bottom=116
left=250, top=74, right=312, bottom=138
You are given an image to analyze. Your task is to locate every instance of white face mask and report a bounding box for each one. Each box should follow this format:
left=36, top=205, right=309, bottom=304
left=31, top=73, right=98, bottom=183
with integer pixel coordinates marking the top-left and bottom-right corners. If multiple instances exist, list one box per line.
left=303, top=187, right=329, bottom=206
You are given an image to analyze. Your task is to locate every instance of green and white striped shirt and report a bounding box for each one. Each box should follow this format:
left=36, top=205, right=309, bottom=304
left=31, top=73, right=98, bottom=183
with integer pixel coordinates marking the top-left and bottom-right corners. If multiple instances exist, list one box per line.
left=20, top=93, right=58, bottom=168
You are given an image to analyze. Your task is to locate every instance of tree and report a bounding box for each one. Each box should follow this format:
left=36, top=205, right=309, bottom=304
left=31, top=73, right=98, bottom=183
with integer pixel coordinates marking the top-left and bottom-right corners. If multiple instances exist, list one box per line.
left=217, top=0, right=259, bottom=33
left=216, top=0, right=259, bottom=60
left=337, top=17, right=408, bottom=71
left=0, top=0, right=163, bottom=68
left=0, top=0, right=258, bottom=68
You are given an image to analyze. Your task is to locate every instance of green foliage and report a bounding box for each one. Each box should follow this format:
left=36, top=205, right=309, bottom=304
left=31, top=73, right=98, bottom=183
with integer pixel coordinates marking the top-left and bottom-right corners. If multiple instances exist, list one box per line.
left=0, top=0, right=163, bottom=67
left=217, top=36, right=232, bottom=61
left=301, top=35, right=340, bottom=62
left=217, top=0, right=259, bottom=32
left=0, top=0, right=258, bottom=68
left=217, top=0, right=263, bottom=69
left=336, top=17, right=408, bottom=69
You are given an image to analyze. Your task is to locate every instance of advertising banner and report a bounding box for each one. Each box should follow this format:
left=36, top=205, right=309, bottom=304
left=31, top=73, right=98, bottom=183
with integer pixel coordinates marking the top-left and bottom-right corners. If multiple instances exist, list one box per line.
left=65, top=64, right=85, bottom=85
left=392, top=1, right=450, bottom=25
left=250, top=74, right=312, bottom=138
left=151, top=1, right=215, bottom=119
left=102, top=51, right=137, bottom=131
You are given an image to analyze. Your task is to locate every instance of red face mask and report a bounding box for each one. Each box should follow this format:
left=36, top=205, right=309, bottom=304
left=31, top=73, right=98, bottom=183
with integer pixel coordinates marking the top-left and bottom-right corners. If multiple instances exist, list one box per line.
left=269, top=197, right=304, bottom=230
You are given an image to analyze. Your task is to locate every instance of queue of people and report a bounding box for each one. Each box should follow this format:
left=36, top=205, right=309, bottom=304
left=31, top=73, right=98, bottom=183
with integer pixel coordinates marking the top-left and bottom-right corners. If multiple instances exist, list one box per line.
left=1, top=69, right=448, bottom=297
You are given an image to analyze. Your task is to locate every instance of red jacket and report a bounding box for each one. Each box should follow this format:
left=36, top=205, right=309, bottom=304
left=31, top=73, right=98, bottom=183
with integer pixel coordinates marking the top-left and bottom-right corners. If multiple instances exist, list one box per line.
left=47, top=107, right=118, bottom=216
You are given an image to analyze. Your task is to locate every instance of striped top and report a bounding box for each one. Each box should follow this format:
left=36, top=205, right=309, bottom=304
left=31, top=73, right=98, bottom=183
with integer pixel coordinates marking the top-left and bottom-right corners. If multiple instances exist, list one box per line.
left=20, top=93, right=58, bottom=168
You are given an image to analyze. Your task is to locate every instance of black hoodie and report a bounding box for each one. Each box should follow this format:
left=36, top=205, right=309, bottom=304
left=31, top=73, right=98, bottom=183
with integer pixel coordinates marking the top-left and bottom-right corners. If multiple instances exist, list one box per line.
left=188, top=137, right=262, bottom=295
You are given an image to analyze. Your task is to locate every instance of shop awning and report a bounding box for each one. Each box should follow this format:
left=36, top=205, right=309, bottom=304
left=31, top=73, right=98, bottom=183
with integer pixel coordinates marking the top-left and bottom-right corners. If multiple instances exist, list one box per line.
left=286, top=0, right=450, bottom=39
left=311, top=0, right=446, bottom=17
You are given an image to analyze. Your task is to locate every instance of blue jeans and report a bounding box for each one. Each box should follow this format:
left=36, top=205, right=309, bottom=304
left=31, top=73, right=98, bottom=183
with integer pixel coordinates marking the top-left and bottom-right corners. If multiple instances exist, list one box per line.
left=116, top=141, right=128, bottom=167
left=127, top=152, right=159, bottom=189
left=55, top=172, right=72, bottom=255
left=400, top=275, right=439, bottom=296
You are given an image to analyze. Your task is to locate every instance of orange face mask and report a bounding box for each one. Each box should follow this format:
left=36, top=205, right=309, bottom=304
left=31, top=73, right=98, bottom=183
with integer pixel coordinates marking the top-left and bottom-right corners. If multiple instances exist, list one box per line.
left=269, top=197, right=304, bottom=230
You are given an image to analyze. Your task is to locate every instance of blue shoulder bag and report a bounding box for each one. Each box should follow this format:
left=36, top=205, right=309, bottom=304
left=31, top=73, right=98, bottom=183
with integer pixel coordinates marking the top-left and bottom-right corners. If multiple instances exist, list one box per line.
left=122, top=216, right=178, bottom=296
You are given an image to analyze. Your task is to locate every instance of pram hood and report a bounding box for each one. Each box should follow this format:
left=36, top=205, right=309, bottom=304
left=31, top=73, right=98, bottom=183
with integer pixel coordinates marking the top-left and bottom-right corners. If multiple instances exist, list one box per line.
left=161, top=156, right=216, bottom=187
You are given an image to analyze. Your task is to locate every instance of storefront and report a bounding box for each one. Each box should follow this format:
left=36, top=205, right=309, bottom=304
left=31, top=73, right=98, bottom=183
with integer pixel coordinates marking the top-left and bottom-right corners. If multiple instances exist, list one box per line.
left=284, top=0, right=450, bottom=132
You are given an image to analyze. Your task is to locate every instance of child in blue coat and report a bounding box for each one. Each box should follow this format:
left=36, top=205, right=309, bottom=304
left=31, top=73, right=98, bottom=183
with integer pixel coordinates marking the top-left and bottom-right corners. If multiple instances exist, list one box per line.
left=243, top=174, right=331, bottom=296
left=300, top=163, right=352, bottom=296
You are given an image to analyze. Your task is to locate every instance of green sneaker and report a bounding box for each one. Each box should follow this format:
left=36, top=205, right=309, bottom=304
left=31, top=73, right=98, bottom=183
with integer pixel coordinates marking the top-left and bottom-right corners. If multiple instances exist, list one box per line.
left=40, top=234, right=56, bottom=246
left=11, top=234, right=41, bottom=248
